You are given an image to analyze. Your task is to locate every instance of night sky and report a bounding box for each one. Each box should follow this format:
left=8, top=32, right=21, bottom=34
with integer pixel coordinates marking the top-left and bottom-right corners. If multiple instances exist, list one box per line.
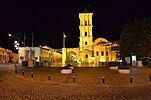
left=0, top=1, right=151, bottom=52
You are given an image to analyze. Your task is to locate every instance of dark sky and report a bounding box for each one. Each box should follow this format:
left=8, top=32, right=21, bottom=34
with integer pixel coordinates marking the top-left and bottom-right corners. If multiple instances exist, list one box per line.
left=0, top=1, right=151, bottom=52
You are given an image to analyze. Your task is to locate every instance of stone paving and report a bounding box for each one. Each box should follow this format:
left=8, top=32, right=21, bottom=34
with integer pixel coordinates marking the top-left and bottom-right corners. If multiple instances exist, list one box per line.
left=0, top=64, right=151, bottom=100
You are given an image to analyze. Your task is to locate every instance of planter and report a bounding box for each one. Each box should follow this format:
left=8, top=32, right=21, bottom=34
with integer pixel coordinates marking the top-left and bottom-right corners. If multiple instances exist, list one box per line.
left=109, top=66, right=118, bottom=70
left=118, top=69, right=130, bottom=74
left=61, top=69, right=72, bottom=74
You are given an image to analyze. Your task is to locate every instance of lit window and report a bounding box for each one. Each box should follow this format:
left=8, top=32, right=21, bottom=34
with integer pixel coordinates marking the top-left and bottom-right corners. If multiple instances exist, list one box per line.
left=106, top=51, right=108, bottom=56
left=96, top=51, right=99, bottom=56
left=85, top=54, right=88, bottom=58
left=101, top=51, right=104, bottom=56
left=85, top=32, right=87, bottom=36
left=85, top=42, right=87, bottom=45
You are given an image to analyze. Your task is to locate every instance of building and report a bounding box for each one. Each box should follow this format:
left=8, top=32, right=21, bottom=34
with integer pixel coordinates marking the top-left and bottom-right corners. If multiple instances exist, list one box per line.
left=62, top=9, right=119, bottom=66
left=18, top=9, right=119, bottom=67
left=0, top=47, right=18, bottom=63
left=18, top=46, right=62, bottom=66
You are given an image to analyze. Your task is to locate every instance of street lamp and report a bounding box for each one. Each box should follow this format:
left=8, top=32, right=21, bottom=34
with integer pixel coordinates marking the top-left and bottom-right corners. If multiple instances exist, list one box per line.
left=63, top=32, right=66, bottom=48
left=8, top=34, right=20, bottom=50
left=62, top=32, right=67, bottom=66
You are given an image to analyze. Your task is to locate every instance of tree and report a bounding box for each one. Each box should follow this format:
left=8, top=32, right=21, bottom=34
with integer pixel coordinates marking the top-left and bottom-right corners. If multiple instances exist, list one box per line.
left=118, top=17, right=151, bottom=59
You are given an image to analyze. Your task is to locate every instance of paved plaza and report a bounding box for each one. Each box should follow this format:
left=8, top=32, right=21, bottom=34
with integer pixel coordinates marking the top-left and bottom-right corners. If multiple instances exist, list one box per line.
left=0, top=64, right=151, bottom=99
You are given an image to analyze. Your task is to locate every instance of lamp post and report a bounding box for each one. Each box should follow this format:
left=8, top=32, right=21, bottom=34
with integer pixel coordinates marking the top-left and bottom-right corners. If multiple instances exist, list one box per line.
left=62, top=32, right=66, bottom=66
left=8, top=33, right=20, bottom=64
left=8, top=34, right=20, bottom=49
left=24, top=33, right=26, bottom=47
left=63, top=32, right=66, bottom=48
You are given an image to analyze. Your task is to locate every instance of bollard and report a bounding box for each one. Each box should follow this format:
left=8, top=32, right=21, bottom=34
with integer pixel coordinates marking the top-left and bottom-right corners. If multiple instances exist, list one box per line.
left=15, top=69, right=17, bottom=74
left=149, top=74, right=151, bottom=81
left=73, top=75, right=76, bottom=83
left=102, top=76, right=105, bottom=84
left=14, top=64, right=17, bottom=69
left=22, top=71, right=24, bottom=76
left=31, top=72, right=33, bottom=78
left=14, top=64, right=17, bottom=74
left=48, top=73, right=51, bottom=80
left=130, top=75, right=133, bottom=83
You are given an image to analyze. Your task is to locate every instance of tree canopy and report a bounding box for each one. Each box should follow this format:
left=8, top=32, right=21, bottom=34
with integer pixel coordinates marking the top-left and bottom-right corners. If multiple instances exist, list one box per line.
left=118, top=17, right=151, bottom=59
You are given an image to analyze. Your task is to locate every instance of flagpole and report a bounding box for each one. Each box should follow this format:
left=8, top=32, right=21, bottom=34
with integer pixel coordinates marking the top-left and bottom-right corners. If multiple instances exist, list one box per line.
left=63, top=32, right=65, bottom=48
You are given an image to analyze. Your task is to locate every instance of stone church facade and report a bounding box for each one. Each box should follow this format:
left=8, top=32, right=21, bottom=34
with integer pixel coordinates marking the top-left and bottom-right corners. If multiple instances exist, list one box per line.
left=63, top=10, right=119, bottom=66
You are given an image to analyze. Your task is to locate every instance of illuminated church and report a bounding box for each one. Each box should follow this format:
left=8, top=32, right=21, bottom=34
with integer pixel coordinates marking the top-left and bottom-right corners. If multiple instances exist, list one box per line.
left=62, top=9, right=118, bottom=66
left=18, top=9, right=119, bottom=67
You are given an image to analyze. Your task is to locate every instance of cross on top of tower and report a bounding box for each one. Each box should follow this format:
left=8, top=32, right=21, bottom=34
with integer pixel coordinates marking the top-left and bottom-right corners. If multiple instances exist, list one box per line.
left=82, top=5, right=90, bottom=13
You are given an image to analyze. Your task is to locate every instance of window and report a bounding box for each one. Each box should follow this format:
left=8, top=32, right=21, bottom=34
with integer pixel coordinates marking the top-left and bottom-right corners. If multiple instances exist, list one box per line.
left=51, top=58, right=53, bottom=62
left=85, top=41, right=87, bottom=45
left=106, top=51, right=108, bottom=56
left=85, top=32, right=87, bottom=36
left=101, top=51, right=104, bottom=56
left=85, top=54, right=88, bottom=58
left=92, top=51, right=94, bottom=57
left=85, top=21, right=87, bottom=25
left=20, top=56, right=24, bottom=60
left=35, top=57, right=38, bottom=60
left=96, top=51, right=99, bottom=56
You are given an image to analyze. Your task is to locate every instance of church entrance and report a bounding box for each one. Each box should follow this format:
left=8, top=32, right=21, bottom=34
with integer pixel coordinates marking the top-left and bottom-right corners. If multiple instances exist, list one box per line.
left=66, top=51, right=77, bottom=66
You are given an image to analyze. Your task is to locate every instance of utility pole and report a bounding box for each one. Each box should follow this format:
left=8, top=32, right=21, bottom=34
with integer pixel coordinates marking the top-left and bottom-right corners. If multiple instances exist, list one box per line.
left=24, top=33, right=26, bottom=47
left=32, top=33, right=34, bottom=47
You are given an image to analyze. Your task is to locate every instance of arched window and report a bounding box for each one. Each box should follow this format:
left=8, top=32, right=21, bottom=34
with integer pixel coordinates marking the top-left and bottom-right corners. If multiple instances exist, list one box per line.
left=101, top=51, right=104, bottom=56
left=85, top=21, right=87, bottom=25
left=96, top=51, right=99, bottom=56
left=92, top=51, right=94, bottom=57
left=85, top=41, right=87, bottom=45
left=85, top=32, right=87, bottom=36
left=85, top=54, right=88, bottom=58
left=106, top=51, right=108, bottom=56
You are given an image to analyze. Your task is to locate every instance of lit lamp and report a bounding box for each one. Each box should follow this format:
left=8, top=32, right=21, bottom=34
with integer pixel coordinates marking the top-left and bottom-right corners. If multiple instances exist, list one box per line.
left=14, top=41, right=19, bottom=50
left=8, top=33, right=21, bottom=64
left=8, top=34, right=20, bottom=50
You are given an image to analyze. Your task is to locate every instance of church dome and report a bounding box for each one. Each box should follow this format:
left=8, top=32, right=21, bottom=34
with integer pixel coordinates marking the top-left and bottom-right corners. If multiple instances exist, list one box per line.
left=93, top=38, right=109, bottom=46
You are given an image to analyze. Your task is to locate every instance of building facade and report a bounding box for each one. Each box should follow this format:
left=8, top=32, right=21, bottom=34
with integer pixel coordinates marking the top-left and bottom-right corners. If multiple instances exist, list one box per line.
left=18, top=46, right=62, bottom=66
left=17, top=10, right=119, bottom=67
left=0, top=47, right=18, bottom=63
left=63, top=10, right=119, bottom=66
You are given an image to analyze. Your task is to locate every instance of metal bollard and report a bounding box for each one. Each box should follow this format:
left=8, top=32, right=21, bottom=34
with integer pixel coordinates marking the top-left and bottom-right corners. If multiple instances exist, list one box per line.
left=48, top=73, right=51, bottom=80
left=31, top=72, right=33, bottom=78
left=14, top=64, right=17, bottom=74
left=14, top=64, right=17, bottom=69
left=73, top=75, right=76, bottom=83
left=130, top=75, right=133, bottom=83
left=102, top=76, right=105, bottom=84
left=22, top=71, right=24, bottom=76
left=149, top=74, right=151, bottom=81
left=15, top=69, right=17, bottom=74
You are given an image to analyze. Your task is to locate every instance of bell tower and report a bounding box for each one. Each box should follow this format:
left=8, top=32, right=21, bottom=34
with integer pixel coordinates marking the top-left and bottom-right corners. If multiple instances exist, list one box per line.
left=79, top=10, right=93, bottom=51
left=78, top=9, right=94, bottom=64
